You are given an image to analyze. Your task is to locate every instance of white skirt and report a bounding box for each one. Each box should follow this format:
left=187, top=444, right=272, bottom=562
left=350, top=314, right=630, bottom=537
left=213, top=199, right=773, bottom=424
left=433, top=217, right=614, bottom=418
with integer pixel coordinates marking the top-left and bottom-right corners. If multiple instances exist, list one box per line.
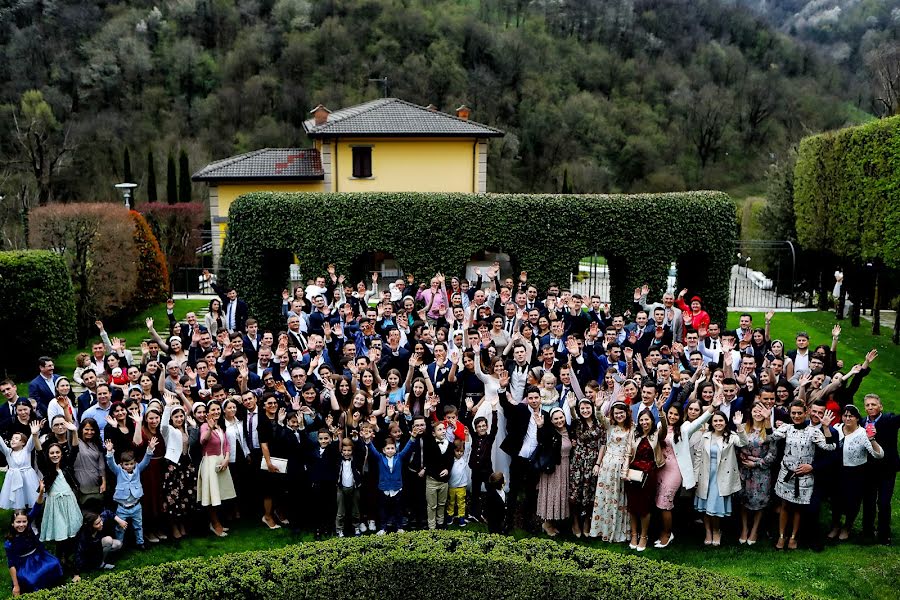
left=197, top=455, right=236, bottom=507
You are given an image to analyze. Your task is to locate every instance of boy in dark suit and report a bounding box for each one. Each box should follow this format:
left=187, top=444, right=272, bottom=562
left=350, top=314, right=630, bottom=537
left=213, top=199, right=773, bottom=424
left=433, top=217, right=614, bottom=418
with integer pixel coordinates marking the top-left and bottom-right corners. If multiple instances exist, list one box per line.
left=304, top=426, right=340, bottom=539
left=485, top=471, right=508, bottom=534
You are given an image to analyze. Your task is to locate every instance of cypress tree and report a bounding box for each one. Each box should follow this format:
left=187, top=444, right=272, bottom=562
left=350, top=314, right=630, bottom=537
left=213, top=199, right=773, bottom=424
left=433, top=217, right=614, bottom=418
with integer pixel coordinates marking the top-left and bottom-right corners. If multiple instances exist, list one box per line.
left=178, top=149, right=191, bottom=203
left=123, top=147, right=133, bottom=183
left=166, top=153, right=178, bottom=205
left=147, top=150, right=158, bottom=203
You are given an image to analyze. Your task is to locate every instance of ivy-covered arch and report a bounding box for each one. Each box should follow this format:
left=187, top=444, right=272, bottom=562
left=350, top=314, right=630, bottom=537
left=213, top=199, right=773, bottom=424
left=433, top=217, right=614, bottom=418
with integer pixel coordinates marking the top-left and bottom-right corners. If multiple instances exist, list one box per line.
left=222, top=192, right=736, bottom=329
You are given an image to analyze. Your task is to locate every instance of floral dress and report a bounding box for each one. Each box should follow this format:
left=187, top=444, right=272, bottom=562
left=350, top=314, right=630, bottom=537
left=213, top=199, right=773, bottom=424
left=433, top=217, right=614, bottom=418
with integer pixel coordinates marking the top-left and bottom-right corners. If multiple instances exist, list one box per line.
left=738, top=428, right=777, bottom=511
left=772, top=424, right=835, bottom=505
left=569, top=419, right=604, bottom=513
left=589, top=422, right=630, bottom=542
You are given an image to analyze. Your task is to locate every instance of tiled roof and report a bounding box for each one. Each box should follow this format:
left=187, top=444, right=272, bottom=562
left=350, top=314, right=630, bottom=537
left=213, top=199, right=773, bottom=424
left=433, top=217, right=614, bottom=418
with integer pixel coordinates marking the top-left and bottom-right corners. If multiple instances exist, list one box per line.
left=303, top=98, right=504, bottom=138
left=192, top=148, right=324, bottom=181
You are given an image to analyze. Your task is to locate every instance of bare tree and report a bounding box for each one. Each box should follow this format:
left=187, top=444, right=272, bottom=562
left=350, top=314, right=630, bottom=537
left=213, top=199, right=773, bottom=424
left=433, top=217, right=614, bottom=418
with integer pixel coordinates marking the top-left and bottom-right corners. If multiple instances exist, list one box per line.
left=8, top=90, right=75, bottom=206
left=865, top=42, right=900, bottom=117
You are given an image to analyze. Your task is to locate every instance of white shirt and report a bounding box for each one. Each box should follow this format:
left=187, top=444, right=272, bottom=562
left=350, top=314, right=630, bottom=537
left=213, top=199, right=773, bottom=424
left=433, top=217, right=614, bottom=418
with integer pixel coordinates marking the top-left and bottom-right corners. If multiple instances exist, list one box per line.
left=226, top=300, right=237, bottom=331
left=519, top=414, right=539, bottom=458
left=793, top=350, right=809, bottom=374
left=340, top=459, right=355, bottom=487
left=246, top=409, right=259, bottom=449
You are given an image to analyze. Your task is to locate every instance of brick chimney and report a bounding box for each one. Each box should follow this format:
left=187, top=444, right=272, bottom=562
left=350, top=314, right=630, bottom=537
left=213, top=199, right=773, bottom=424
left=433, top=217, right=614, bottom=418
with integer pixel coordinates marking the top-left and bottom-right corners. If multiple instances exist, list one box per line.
left=455, top=104, right=470, bottom=121
left=426, top=104, right=438, bottom=112
left=309, top=104, right=331, bottom=126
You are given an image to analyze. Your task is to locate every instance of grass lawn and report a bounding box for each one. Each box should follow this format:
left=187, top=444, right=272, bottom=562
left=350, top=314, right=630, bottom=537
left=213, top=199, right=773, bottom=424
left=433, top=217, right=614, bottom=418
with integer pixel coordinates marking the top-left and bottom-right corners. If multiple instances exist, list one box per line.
left=1, top=309, right=897, bottom=599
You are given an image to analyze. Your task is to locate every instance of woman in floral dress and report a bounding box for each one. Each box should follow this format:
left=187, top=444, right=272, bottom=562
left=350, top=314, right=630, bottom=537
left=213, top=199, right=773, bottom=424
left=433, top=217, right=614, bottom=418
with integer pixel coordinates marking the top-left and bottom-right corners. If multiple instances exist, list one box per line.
left=738, top=400, right=777, bottom=545
left=589, top=401, right=632, bottom=542
left=568, top=373, right=605, bottom=538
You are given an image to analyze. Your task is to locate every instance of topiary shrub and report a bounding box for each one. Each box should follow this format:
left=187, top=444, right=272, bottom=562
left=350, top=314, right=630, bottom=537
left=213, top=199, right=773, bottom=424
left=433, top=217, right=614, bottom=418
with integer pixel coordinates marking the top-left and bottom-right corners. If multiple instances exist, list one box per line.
left=222, top=192, right=736, bottom=330
left=25, top=531, right=818, bottom=600
left=128, top=210, right=170, bottom=311
left=0, top=251, right=76, bottom=377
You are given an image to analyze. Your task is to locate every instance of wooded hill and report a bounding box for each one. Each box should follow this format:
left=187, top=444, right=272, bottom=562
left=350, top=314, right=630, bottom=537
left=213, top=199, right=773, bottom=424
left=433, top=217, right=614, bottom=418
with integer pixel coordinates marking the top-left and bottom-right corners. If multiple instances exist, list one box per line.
left=0, top=0, right=872, bottom=225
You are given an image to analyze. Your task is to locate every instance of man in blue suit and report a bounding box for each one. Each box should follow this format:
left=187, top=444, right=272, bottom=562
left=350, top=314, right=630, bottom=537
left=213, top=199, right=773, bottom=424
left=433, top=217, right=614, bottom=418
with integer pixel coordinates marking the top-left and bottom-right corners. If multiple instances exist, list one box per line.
left=27, top=356, right=59, bottom=415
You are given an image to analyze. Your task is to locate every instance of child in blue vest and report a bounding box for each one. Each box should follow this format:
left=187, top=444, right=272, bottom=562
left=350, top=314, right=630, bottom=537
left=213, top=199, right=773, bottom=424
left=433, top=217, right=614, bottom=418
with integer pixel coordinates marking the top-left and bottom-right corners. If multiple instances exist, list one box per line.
left=104, top=437, right=157, bottom=549
left=363, top=425, right=419, bottom=534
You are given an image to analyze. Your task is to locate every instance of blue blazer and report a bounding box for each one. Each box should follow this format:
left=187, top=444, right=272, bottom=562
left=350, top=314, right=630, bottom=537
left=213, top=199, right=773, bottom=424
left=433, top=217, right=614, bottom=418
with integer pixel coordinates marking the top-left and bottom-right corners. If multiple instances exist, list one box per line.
left=106, top=451, right=152, bottom=503
left=367, top=438, right=418, bottom=492
left=28, top=375, right=60, bottom=412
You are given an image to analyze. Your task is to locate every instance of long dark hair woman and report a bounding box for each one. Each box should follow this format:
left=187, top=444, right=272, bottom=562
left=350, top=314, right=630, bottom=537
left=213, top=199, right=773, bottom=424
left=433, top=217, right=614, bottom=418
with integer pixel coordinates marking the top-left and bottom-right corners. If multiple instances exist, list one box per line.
left=72, top=418, right=106, bottom=509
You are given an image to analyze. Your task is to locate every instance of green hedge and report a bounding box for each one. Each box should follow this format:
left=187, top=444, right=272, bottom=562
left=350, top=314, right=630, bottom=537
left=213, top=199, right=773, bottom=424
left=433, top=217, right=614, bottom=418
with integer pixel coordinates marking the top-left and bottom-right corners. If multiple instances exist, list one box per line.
left=222, top=192, right=736, bottom=329
left=27, top=531, right=816, bottom=600
left=0, top=251, right=76, bottom=377
left=794, top=115, right=900, bottom=267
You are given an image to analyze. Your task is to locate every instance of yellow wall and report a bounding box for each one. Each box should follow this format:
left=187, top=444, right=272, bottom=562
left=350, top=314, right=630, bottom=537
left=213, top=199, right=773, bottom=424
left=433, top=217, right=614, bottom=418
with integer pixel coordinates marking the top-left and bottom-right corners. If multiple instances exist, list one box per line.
left=216, top=181, right=325, bottom=216
left=333, top=138, right=475, bottom=193
left=214, top=181, right=324, bottom=247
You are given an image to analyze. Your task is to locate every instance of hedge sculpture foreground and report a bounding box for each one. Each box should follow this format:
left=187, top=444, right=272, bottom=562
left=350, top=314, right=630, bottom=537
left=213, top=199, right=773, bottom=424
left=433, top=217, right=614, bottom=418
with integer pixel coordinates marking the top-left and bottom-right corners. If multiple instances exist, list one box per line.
left=222, top=192, right=736, bottom=329
left=27, top=531, right=818, bottom=600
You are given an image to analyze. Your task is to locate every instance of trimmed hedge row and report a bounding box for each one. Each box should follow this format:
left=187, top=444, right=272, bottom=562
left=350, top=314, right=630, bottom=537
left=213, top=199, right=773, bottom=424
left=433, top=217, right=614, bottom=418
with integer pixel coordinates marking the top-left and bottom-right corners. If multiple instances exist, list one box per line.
left=222, top=192, right=736, bottom=329
left=0, top=251, right=76, bottom=377
left=794, top=115, right=900, bottom=267
left=27, top=531, right=817, bottom=600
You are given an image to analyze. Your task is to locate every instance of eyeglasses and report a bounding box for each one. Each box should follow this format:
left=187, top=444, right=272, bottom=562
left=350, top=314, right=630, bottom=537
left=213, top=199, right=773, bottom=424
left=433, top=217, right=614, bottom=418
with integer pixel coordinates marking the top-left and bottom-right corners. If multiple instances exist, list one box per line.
left=263, top=378, right=274, bottom=382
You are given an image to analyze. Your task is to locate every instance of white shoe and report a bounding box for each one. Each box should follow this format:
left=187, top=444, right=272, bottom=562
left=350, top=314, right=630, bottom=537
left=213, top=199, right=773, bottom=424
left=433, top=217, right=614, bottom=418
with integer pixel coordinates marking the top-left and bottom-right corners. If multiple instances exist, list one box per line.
left=396, top=528, right=405, bottom=533
left=358, top=522, right=367, bottom=534
left=376, top=529, right=387, bottom=536
left=337, top=530, right=345, bottom=538
left=368, top=520, right=376, bottom=531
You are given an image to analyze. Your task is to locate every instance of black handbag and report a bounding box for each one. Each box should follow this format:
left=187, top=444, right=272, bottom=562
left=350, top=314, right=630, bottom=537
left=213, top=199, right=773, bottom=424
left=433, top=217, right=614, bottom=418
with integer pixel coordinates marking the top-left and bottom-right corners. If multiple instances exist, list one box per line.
left=529, top=447, right=556, bottom=474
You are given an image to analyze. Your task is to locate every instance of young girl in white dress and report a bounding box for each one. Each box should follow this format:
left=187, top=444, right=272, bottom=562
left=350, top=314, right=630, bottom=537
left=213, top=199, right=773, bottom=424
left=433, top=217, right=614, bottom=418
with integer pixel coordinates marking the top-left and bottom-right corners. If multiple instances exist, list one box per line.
left=0, top=421, right=43, bottom=510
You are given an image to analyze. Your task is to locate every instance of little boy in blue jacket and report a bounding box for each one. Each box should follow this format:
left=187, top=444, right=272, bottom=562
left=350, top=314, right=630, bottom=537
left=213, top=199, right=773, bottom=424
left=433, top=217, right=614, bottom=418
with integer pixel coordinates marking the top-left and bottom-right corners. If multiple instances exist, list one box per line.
left=363, top=426, right=418, bottom=535
left=105, top=438, right=157, bottom=549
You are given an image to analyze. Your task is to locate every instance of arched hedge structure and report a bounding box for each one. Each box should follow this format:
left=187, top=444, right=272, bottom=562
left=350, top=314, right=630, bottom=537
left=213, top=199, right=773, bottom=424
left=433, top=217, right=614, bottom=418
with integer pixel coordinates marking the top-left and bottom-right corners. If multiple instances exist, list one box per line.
left=222, top=192, right=736, bottom=329
left=30, top=531, right=816, bottom=600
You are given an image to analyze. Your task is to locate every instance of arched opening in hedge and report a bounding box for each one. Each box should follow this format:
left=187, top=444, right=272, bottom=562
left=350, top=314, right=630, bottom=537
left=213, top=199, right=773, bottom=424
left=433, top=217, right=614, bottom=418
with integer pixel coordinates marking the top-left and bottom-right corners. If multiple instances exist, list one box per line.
left=350, top=250, right=403, bottom=284
left=222, top=192, right=736, bottom=330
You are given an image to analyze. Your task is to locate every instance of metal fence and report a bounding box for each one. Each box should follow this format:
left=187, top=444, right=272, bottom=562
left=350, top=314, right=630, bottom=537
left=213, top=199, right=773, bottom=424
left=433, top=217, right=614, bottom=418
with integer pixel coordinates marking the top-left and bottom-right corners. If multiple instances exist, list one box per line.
left=172, top=267, right=229, bottom=297
left=570, top=242, right=803, bottom=309
left=570, top=259, right=611, bottom=302
left=730, top=240, right=803, bottom=310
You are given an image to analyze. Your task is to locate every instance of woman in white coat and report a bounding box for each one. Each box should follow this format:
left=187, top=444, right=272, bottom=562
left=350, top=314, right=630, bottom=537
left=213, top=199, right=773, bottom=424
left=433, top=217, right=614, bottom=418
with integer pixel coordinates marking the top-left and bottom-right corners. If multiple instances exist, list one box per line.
left=654, top=395, right=719, bottom=548
left=693, top=409, right=747, bottom=546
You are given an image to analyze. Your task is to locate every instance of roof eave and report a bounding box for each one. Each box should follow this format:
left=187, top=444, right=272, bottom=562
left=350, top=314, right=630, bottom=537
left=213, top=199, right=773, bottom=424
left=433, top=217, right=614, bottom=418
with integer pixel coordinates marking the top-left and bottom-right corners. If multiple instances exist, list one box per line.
left=305, top=131, right=505, bottom=139
left=191, top=174, right=326, bottom=183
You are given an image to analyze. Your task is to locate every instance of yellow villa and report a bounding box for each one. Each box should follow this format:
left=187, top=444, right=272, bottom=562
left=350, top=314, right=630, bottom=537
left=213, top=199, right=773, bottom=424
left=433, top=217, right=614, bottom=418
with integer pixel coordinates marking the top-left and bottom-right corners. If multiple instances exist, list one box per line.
left=193, top=98, right=505, bottom=266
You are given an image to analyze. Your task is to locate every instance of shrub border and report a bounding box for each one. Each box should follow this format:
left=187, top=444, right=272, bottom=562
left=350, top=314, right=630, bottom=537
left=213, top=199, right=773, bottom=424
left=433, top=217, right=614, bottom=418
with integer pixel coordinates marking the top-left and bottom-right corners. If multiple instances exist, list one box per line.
left=26, top=531, right=818, bottom=600
left=222, top=191, right=736, bottom=329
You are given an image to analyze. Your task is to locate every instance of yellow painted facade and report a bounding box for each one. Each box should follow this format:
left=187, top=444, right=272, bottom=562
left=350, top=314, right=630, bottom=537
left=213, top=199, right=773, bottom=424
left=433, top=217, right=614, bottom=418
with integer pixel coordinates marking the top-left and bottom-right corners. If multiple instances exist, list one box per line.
left=211, top=181, right=325, bottom=253
left=323, top=138, right=478, bottom=193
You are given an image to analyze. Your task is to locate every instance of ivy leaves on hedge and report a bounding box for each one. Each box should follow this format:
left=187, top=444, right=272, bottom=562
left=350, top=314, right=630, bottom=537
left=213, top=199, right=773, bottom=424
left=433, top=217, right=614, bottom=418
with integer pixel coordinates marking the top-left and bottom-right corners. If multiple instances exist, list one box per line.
left=222, top=192, right=736, bottom=329
left=30, top=531, right=819, bottom=600
left=795, top=116, right=900, bottom=268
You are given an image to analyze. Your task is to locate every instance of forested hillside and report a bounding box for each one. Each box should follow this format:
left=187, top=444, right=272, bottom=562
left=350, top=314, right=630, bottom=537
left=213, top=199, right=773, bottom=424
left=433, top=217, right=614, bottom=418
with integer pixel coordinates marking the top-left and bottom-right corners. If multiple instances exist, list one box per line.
left=0, top=0, right=871, bottom=241
left=733, top=0, right=900, bottom=114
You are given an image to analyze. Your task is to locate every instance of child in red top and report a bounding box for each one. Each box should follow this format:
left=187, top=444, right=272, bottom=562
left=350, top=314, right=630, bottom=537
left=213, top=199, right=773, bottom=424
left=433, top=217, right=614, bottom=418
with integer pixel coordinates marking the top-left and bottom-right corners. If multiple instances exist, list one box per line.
left=431, top=404, right=465, bottom=442
left=675, top=290, right=710, bottom=341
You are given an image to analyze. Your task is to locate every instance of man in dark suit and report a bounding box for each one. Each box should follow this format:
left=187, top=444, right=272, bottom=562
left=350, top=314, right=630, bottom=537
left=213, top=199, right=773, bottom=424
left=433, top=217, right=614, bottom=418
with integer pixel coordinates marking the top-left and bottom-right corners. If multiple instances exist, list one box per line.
left=499, top=380, right=543, bottom=532
left=76, top=369, right=100, bottom=415
left=0, top=379, right=25, bottom=433
left=623, top=310, right=656, bottom=356
left=242, top=318, right=263, bottom=365
left=207, top=273, right=249, bottom=333
left=862, top=393, right=900, bottom=545
left=27, top=356, right=59, bottom=415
